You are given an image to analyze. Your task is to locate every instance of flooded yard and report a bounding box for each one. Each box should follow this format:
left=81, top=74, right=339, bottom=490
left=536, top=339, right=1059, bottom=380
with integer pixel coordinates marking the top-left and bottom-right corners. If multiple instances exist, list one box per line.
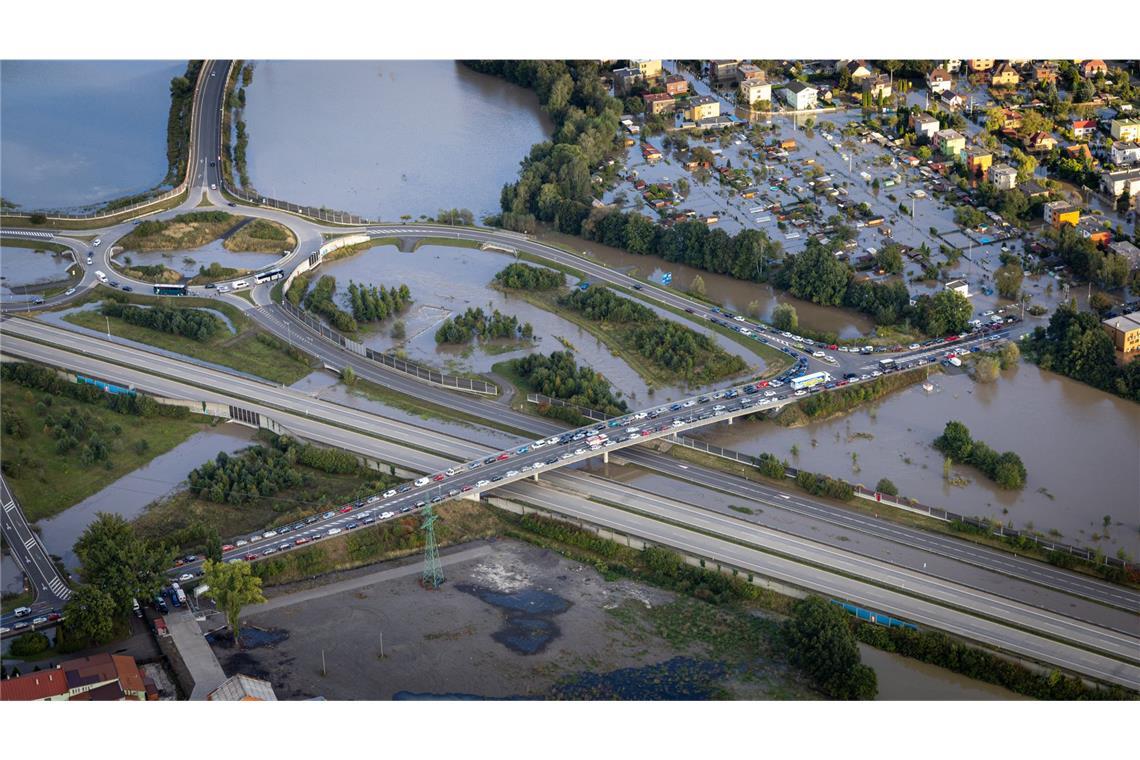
left=0, top=245, right=78, bottom=299
left=113, top=238, right=283, bottom=278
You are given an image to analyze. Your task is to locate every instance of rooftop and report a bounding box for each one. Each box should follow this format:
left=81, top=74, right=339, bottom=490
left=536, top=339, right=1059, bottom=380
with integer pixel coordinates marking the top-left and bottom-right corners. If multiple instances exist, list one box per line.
left=1102, top=311, right=1140, bottom=332
left=784, top=81, right=816, bottom=94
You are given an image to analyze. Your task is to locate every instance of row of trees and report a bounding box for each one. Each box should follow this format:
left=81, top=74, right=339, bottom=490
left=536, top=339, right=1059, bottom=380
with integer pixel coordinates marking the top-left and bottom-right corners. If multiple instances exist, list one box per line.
left=346, top=280, right=411, bottom=323
left=494, top=262, right=565, bottom=291
left=303, top=275, right=357, bottom=333
left=933, top=420, right=1027, bottom=489
left=1022, top=303, right=1140, bottom=402
left=434, top=307, right=532, bottom=344
left=187, top=447, right=306, bottom=506
left=466, top=60, right=622, bottom=236
left=783, top=596, right=878, bottom=699
left=101, top=301, right=223, bottom=342
left=508, top=350, right=628, bottom=416
left=1044, top=224, right=1135, bottom=290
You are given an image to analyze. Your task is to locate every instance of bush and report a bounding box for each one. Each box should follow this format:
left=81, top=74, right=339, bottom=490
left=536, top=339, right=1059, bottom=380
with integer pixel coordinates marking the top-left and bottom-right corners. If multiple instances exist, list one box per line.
left=347, top=280, right=411, bottom=323
left=796, top=470, right=854, bottom=501
left=933, top=421, right=1025, bottom=489
left=756, top=453, right=787, bottom=480
left=509, top=351, right=627, bottom=416
left=303, top=275, right=357, bottom=333
left=436, top=307, right=521, bottom=344
left=9, top=631, right=50, bottom=657
left=875, top=478, right=898, bottom=496
left=783, top=596, right=877, bottom=699
left=494, top=262, right=564, bottom=290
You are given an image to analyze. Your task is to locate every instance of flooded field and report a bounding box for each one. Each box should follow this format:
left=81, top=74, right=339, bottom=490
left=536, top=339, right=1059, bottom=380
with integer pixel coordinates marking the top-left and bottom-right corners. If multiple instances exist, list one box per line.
left=38, top=425, right=257, bottom=569
left=301, top=242, right=756, bottom=404
left=695, top=365, right=1140, bottom=555
left=1, top=60, right=183, bottom=209
left=860, top=644, right=1026, bottom=700
left=114, top=238, right=283, bottom=277
left=0, top=245, right=77, bottom=298
left=2, top=555, right=26, bottom=595
left=242, top=61, right=553, bottom=221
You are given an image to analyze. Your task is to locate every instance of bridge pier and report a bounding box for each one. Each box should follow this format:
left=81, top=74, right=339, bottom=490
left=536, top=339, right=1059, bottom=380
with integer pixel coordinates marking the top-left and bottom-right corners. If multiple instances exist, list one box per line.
left=602, top=450, right=609, bottom=465
left=728, top=416, right=733, bottom=425
left=533, top=472, right=539, bottom=482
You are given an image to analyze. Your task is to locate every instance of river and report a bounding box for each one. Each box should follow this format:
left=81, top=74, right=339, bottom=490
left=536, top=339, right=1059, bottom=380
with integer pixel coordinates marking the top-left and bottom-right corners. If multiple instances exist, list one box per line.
left=37, top=425, right=257, bottom=570
left=241, top=60, right=553, bottom=221
left=695, top=363, right=1140, bottom=556
left=860, top=644, right=1026, bottom=700
left=0, top=60, right=183, bottom=209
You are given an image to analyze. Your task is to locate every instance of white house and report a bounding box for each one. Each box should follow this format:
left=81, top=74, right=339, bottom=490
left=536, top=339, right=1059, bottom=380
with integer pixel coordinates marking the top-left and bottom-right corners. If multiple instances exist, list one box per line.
left=989, top=164, right=1018, bottom=190
left=1110, top=142, right=1140, bottom=166
left=782, top=81, right=818, bottom=110
left=1102, top=167, right=1140, bottom=198
left=945, top=279, right=970, bottom=297
left=740, top=80, right=772, bottom=107
left=913, top=113, right=941, bottom=142
left=926, top=67, right=953, bottom=94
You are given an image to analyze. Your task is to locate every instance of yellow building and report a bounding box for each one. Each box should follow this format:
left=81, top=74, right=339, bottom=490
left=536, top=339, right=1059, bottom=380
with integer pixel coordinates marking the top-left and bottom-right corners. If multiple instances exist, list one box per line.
left=1102, top=311, right=1140, bottom=358
left=965, top=148, right=993, bottom=178
left=991, top=63, right=1020, bottom=87
left=633, top=59, right=662, bottom=81
left=968, top=59, right=995, bottom=72
left=1044, top=200, right=1080, bottom=228
left=686, top=95, right=720, bottom=121
left=1110, top=118, right=1140, bottom=142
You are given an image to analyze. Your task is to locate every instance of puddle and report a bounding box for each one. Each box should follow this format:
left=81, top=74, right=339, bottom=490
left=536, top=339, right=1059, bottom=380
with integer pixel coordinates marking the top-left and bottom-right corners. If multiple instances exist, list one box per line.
left=456, top=583, right=571, bottom=655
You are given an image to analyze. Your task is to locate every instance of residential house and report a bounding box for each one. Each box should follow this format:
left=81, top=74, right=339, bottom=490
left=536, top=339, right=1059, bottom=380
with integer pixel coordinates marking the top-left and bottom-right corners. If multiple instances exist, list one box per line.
left=1111, top=141, right=1140, bottom=166
left=933, top=128, right=966, bottom=158
left=736, top=63, right=765, bottom=82
left=863, top=74, right=892, bottom=100
left=1109, top=240, right=1140, bottom=271
left=926, top=67, right=954, bottom=93
left=1102, top=167, right=1140, bottom=199
left=912, top=112, right=941, bottom=142
left=1102, top=310, right=1140, bottom=358
left=665, top=74, right=688, bottom=96
left=1024, top=131, right=1058, bottom=152
left=0, top=654, right=155, bottom=702
left=1044, top=200, right=1080, bottom=227
left=612, top=66, right=643, bottom=96
left=1021, top=180, right=1050, bottom=199
left=1064, top=143, right=1094, bottom=164
left=837, top=60, right=872, bottom=82
left=991, top=63, right=1020, bottom=87
left=940, top=90, right=965, bottom=109
left=643, top=92, right=676, bottom=115
left=943, top=59, right=963, bottom=73
left=632, top=59, right=663, bottom=83
left=1110, top=118, right=1140, bottom=142
left=685, top=95, right=720, bottom=122
left=989, top=163, right=1018, bottom=190
left=710, top=60, right=740, bottom=83
left=782, top=81, right=818, bottom=110
left=965, top=147, right=994, bottom=178
left=1082, top=59, right=1108, bottom=78
left=1076, top=217, right=1112, bottom=247
left=996, top=107, right=1023, bottom=131
left=968, top=59, right=995, bottom=72
left=1033, top=62, right=1060, bottom=85
left=208, top=674, right=278, bottom=701
left=641, top=142, right=663, bottom=161
left=1071, top=118, right=1098, bottom=139
left=740, top=80, right=773, bottom=107
left=945, top=279, right=970, bottom=297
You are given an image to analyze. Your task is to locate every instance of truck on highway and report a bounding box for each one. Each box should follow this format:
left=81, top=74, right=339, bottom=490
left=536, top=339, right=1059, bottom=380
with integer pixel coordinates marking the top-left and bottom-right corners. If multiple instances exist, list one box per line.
left=790, top=371, right=831, bottom=391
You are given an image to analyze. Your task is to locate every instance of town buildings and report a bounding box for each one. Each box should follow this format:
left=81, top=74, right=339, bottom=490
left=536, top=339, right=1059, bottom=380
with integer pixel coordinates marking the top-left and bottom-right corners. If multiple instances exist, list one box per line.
left=782, top=81, right=818, bottom=110
left=0, top=654, right=156, bottom=701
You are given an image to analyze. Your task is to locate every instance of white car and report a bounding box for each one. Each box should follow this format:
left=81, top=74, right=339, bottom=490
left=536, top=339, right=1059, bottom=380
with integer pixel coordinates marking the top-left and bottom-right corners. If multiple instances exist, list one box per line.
left=545, top=437, right=560, bottom=446
left=712, top=404, right=726, bottom=412
left=872, top=370, right=882, bottom=377
left=382, top=489, right=396, bottom=499
left=414, top=477, right=430, bottom=487
left=93, top=238, right=101, bottom=246
left=794, top=390, right=807, bottom=396
left=560, top=452, right=574, bottom=460
left=632, top=412, right=648, bottom=420
left=671, top=419, right=684, bottom=427
left=532, top=439, right=547, bottom=449
left=445, top=467, right=459, bottom=476
left=86, top=256, right=93, bottom=265
left=734, top=315, right=746, bottom=322
left=813, top=351, right=825, bottom=358
left=263, top=530, right=277, bottom=539
left=381, top=511, right=394, bottom=519
left=262, top=548, right=277, bottom=556
left=682, top=399, right=697, bottom=408
left=178, top=573, right=194, bottom=582
left=506, top=470, right=520, bottom=478
left=217, top=284, right=230, bottom=293
left=327, top=528, right=341, bottom=536
left=476, top=479, right=491, bottom=487
left=909, top=343, right=920, bottom=350
left=235, top=539, right=248, bottom=547
left=65, top=287, right=76, bottom=296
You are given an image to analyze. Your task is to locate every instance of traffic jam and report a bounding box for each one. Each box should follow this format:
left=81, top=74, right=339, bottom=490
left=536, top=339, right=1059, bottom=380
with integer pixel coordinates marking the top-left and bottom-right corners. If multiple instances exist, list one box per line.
left=169, top=316, right=1014, bottom=585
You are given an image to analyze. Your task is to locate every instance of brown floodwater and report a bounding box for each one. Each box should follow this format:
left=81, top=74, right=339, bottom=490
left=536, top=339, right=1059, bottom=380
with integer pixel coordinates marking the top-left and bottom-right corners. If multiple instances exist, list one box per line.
left=860, top=644, right=1026, bottom=700
left=695, top=363, right=1140, bottom=555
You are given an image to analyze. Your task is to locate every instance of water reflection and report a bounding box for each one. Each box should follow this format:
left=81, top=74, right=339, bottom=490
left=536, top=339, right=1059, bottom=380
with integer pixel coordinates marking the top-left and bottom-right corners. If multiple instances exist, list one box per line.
left=115, top=238, right=283, bottom=277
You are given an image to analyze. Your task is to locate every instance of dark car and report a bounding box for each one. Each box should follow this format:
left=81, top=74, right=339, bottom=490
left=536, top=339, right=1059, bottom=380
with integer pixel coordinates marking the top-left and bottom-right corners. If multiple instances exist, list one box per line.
left=122, top=285, right=133, bottom=292
left=227, top=202, right=236, bottom=207
left=490, top=475, right=504, bottom=482
left=109, top=280, right=120, bottom=288
left=397, top=484, right=413, bottom=493
left=205, top=282, right=217, bottom=289
left=484, top=456, right=498, bottom=465
left=304, top=515, right=320, bottom=524
left=632, top=284, right=642, bottom=290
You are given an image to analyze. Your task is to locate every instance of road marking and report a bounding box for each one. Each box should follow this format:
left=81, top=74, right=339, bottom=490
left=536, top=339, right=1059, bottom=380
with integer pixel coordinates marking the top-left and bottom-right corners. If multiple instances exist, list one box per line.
left=23, top=537, right=36, bottom=549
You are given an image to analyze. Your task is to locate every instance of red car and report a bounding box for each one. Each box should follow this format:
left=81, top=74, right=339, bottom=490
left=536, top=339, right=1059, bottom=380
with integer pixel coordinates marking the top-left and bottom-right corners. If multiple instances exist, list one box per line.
left=222, top=544, right=235, bottom=552
left=339, top=505, right=353, bottom=513
left=462, top=484, right=473, bottom=492
left=432, top=473, right=446, bottom=481
left=244, top=553, right=259, bottom=561
left=497, top=452, right=510, bottom=461
left=47, top=612, right=61, bottom=622
left=828, top=344, right=838, bottom=350
left=758, top=380, right=769, bottom=387
left=295, top=537, right=309, bottom=545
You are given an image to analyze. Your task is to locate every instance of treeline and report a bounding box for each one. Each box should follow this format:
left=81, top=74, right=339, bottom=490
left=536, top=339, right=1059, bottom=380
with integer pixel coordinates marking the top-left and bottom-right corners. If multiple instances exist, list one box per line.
left=303, top=275, right=357, bottom=333
left=775, top=367, right=929, bottom=426
left=0, top=363, right=189, bottom=421
left=852, top=622, right=1130, bottom=700
left=783, top=597, right=877, bottom=699
left=464, top=60, right=622, bottom=235
left=559, top=286, right=745, bottom=383
left=934, top=421, right=1027, bottom=489
left=165, top=61, right=204, bottom=185
left=795, top=470, right=855, bottom=501
left=101, top=301, right=223, bottom=342
left=435, top=307, right=532, bottom=344
left=494, top=262, right=564, bottom=291
left=508, top=350, right=627, bottom=416
left=188, top=447, right=304, bottom=506
left=1023, top=303, right=1140, bottom=402
left=346, top=280, right=411, bottom=323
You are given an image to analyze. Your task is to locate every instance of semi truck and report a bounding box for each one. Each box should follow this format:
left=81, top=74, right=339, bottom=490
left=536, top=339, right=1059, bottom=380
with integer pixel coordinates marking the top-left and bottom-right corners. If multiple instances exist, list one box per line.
left=790, top=371, right=831, bottom=391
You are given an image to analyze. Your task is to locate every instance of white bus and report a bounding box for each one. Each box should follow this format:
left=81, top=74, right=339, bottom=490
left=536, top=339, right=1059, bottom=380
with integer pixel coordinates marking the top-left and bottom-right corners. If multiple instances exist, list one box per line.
left=790, top=371, right=831, bottom=391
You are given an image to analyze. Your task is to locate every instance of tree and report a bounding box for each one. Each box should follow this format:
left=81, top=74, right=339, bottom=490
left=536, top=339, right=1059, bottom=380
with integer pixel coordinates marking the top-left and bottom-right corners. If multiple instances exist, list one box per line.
left=974, top=355, right=1000, bottom=383
left=783, top=596, right=877, bottom=699
left=202, top=558, right=266, bottom=645
left=1088, top=292, right=1114, bottom=315
left=875, top=244, right=904, bottom=275
left=341, top=365, right=356, bottom=386
left=205, top=529, right=223, bottom=563
left=9, top=631, right=50, bottom=658
left=787, top=242, right=850, bottom=306
left=995, top=262, right=1024, bottom=300
left=391, top=319, right=406, bottom=340
left=62, top=584, right=118, bottom=645
left=773, top=302, right=798, bottom=332
left=933, top=420, right=973, bottom=461
left=74, top=513, right=172, bottom=617
left=998, top=341, right=1021, bottom=370
left=689, top=274, right=707, bottom=298
left=923, top=290, right=972, bottom=336
left=875, top=478, right=898, bottom=497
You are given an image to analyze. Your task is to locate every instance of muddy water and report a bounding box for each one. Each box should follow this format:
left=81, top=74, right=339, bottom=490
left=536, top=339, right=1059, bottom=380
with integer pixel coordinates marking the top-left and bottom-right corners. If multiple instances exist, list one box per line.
left=539, top=230, right=876, bottom=340
left=38, top=425, right=257, bottom=570
left=1, top=555, right=26, bottom=594
left=860, top=644, right=1026, bottom=700
left=1, top=246, right=76, bottom=296
left=302, top=243, right=752, bottom=404
left=697, top=365, right=1140, bottom=555
left=114, top=239, right=282, bottom=277
left=242, top=61, right=553, bottom=221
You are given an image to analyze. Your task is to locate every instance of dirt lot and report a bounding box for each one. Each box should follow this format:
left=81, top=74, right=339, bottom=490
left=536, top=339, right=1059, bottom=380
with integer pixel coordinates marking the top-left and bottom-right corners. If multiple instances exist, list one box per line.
left=212, top=538, right=812, bottom=700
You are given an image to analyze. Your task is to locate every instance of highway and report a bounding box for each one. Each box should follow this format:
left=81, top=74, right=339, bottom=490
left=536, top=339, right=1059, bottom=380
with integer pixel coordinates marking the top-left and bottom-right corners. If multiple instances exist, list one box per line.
left=0, top=474, right=71, bottom=634
left=8, top=323, right=1140, bottom=660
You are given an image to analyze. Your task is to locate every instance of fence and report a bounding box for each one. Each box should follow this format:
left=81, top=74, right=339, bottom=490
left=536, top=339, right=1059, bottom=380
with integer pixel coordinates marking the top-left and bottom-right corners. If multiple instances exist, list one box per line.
left=278, top=300, right=498, bottom=395
left=224, top=184, right=378, bottom=226
left=522, top=392, right=1131, bottom=572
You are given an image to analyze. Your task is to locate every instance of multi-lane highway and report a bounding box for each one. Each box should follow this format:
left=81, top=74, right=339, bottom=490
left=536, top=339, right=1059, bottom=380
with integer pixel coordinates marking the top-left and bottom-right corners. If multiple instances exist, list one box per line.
left=0, top=474, right=71, bottom=635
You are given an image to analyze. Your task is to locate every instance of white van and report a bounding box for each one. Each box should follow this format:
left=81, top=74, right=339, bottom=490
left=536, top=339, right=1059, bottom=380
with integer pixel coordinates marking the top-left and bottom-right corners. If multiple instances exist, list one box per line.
left=95, top=270, right=108, bottom=283
left=231, top=280, right=249, bottom=290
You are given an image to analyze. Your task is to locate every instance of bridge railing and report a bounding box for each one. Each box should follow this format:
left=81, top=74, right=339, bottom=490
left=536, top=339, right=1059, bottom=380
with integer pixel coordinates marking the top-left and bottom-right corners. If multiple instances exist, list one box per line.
left=525, top=393, right=610, bottom=422
left=278, top=301, right=498, bottom=396
left=223, top=184, right=378, bottom=226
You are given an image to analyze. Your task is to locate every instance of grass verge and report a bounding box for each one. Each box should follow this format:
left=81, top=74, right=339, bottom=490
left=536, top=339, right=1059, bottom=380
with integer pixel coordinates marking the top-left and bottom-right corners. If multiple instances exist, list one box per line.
left=223, top=218, right=297, bottom=253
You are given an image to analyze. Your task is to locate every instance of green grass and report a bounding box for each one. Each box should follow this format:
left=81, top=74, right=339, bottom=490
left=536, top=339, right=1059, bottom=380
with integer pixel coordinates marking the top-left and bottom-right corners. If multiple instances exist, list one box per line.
left=348, top=376, right=536, bottom=438
left=223, top=218, right=297, bottom=253
left=1, top=590, right=35, bottom=614
left=411, top=237, right=481, bottom=251
left=0, top=386, right=210, bottom=522
left=62, top=306, right=313, bottom=385
left=116, top=213, right=241, bottom=252
left=0, top=189, right=189, bottom=230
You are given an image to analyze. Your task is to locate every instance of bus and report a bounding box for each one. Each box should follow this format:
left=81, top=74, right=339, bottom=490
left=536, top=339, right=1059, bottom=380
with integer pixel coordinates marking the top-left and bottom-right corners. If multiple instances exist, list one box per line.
left=153, top=283, right=188, bottom=296
left=254, top=268, right=285, bottom=284
left=790, top=371, right=830, bottom=391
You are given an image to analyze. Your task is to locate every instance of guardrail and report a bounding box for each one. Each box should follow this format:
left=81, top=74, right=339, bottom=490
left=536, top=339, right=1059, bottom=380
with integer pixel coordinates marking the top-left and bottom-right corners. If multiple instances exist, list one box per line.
left=224, top=185, right=377, bottom=226
left=524, top=392, right=1131, bottom=571
left=278, top=301, right=498, bottom=395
